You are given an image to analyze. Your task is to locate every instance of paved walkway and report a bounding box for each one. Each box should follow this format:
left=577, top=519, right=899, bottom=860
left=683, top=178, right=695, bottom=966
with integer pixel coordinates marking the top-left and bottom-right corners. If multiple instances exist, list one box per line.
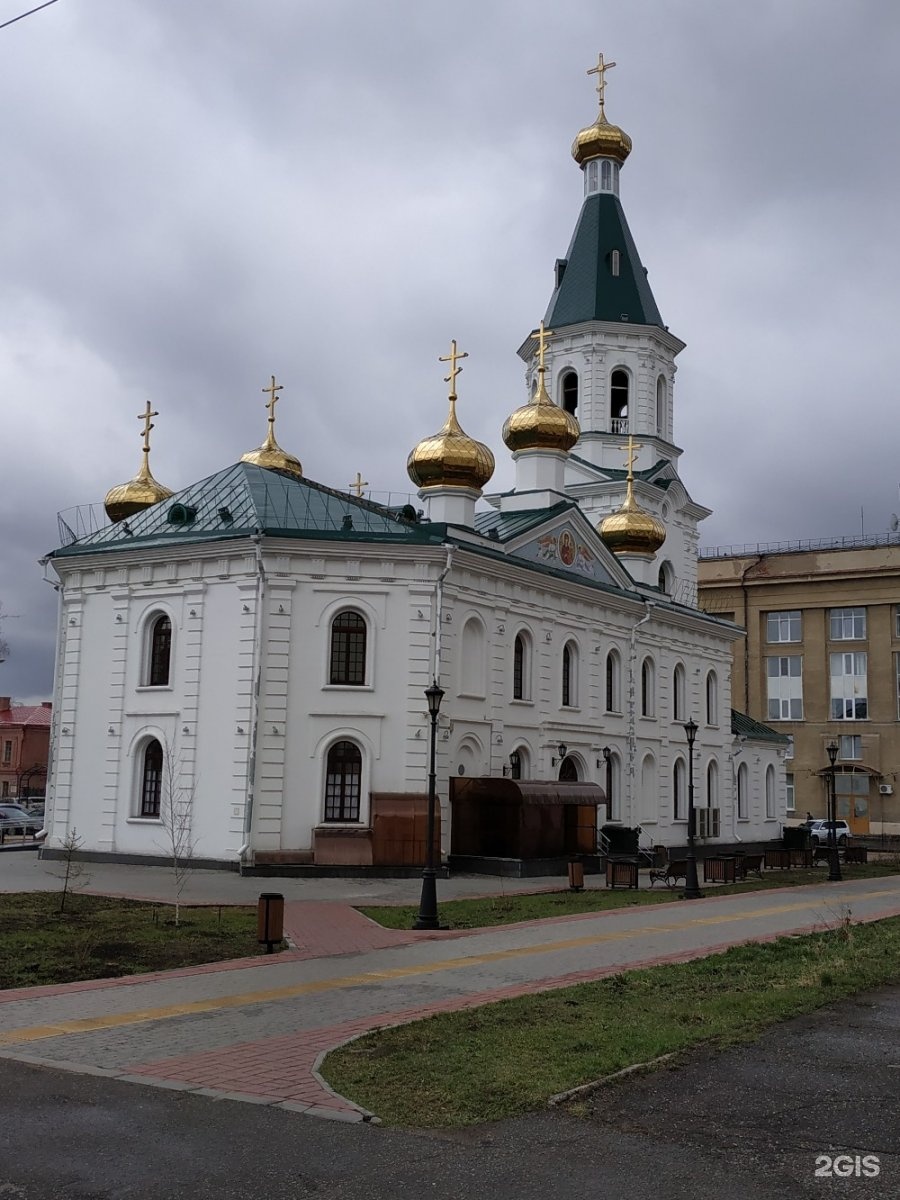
left=2, top=872, right=900, bottom=1121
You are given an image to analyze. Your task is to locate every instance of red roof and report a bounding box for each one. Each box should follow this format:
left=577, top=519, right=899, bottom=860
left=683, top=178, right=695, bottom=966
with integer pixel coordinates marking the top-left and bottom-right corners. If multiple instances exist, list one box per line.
left=0, top=705, right=52, bottom=727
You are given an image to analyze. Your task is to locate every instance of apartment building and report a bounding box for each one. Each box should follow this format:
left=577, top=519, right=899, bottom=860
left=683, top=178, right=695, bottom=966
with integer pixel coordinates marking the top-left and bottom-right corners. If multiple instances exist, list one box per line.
left=698, top=537, right=900, bottom=835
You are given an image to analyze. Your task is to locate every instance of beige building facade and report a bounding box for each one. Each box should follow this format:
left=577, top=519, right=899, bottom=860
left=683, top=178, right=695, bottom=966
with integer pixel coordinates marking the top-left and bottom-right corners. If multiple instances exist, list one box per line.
left=698, top=538, right=900, bottom=836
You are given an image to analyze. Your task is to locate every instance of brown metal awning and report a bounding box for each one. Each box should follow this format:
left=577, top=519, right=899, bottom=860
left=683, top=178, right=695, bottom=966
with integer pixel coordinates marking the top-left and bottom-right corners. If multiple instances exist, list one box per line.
left=454, top=778, right=605, bottom=806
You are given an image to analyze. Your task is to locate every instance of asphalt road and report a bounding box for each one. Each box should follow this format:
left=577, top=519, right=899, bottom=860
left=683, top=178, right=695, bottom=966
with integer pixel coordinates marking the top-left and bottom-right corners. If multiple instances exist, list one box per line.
left=1, top=986, right=896, bottom=1200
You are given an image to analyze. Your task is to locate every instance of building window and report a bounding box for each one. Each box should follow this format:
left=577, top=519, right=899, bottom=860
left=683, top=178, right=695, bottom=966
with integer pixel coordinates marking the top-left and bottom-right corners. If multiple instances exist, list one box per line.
left=785, top=772, right=795, bottom=812
left=641, top=657, right=655, bottom=718
left=561, top=642, right=577, bottom=708
left=2, top=740, right=10, bottom=765
left=840, top=734, right=862, bottom=760
left=706, top=760, right=719, bottom=808
left=830, top=652, right=867, bottom=720
left=147, top=614, right=172, bottom=686
left=610, top=369, right=629, bottom=430
left=766, top=611, right=801, bottom=643
left=737, top=761, right=748, bottom=820
left=513, top=632, right=532, bottom=701
left=765, top=764, right=776, bottom=819
left=140, top=739, right=163, bottom=818
left=605, top=649, right=621, bottom=713
left=329, top=610, right=366, bottom=685
left=673, top=758, right=686, bottom=820
left=830, top=607, right=866, bottom=641
left=706, top=670, right=718, bottom=726
left=766, top=655, right=803, bottom=720
left=673, top=663, right=685, bottom=721
left=324, top=740, right=362, bottom=822
left=561, top=371, right=578, bottom=416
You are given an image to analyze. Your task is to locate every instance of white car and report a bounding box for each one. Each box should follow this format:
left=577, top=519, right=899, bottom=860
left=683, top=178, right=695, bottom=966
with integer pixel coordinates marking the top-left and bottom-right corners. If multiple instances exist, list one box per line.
left=804, top=819, right=851, bottom=847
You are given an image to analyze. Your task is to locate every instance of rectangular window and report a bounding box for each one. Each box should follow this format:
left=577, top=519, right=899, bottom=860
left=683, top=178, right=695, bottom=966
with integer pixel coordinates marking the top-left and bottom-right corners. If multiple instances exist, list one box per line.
left=785, top=773, right=795, bottom=812
left=830, top=652, right=868, bottom=720
left=830, top=607, right=866, bottom=641
left=766, top=655, right=803, bottom=720
left=766, top=611, right=801, bottom=643
left=840, top=734, right=862, bottom=760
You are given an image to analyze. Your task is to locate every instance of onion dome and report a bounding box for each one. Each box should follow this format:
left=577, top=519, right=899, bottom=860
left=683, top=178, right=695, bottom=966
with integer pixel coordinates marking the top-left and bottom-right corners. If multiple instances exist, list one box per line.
left=241, top=375, right=303, bottom=479
left=572, top=52, right=631, bottom=166
left=503, top=374, right=580, bottom=454
left=104, top=403, right=174, bottom=523
left=407, top=340, right=494, bottom=491
left=599, top=478, right=666, bottom=557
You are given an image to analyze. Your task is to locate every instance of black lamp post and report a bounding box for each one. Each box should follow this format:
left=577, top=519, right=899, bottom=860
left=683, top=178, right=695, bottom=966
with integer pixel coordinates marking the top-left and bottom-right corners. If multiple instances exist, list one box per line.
left=683, top=718, right=703, bottom=899
left=826, top=740, right=842, bottom=883
left=602, top=745, right=612, bottom=818
left=413, top=680, right=445, bottom=930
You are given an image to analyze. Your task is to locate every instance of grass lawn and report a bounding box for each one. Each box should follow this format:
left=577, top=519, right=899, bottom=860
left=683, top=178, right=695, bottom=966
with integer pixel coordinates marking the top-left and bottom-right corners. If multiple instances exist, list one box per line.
left=0, top=892, right=275, bottom=989
left=358, top=860, right=900, bottom=930
left=323, top=915, right=900, bottom=1127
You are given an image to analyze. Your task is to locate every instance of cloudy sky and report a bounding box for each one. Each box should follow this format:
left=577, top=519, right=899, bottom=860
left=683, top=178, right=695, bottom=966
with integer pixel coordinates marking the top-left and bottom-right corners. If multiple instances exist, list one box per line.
left=1, top=0, right=897, bottom=702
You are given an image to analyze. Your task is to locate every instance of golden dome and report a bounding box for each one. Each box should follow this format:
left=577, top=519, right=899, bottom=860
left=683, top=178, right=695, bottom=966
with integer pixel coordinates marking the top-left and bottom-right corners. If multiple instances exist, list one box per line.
left=407, top=396, right=495, bottom=491
left=599, top=481, right=666, bottom=557
left=503, top=376, right=580, bottom=454
left=571, top=114, right=632, bottom=166
left=104, top=401, right=174, bottom=523
left=104, top=461, right=174, bottom=523
left=240, top=374, right=303, bottom=478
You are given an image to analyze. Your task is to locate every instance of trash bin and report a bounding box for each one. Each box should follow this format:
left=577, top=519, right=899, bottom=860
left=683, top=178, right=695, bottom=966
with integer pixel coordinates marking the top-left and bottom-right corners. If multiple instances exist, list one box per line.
left=567, top=859, right=584, bottom=891
left=257, top=892, right=284, bottom=953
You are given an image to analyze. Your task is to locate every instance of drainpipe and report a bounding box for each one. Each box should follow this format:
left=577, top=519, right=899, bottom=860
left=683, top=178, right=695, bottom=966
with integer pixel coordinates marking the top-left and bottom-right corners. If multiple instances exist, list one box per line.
left=238, top=533, right=266, bottom=865
left=626, top=601, right=654, bottom=825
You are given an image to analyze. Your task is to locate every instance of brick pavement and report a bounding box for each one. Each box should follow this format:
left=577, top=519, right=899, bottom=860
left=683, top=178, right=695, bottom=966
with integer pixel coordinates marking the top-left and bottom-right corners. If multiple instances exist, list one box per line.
left=2, top=876, right=899, bottom=1122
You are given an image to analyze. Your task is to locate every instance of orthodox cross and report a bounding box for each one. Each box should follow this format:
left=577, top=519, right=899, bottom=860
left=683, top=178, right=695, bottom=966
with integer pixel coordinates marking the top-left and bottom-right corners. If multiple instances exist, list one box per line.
left=137, top=401, right=159, bottom=454
left=624, top=434, right=643, bottom=478
left=348, top=472, right=368, bottom=497
left=439, top=339, right=468, bottom=400
left=262, top=375, right=283, bottom=426
left=532, top=320, right=554, bottom=376
left=587, top=52, right=616, bottom=118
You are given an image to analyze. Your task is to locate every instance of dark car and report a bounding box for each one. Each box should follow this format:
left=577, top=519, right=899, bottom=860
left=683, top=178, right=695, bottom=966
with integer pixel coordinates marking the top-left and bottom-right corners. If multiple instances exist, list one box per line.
left=0, top=803, right=42, bottom=838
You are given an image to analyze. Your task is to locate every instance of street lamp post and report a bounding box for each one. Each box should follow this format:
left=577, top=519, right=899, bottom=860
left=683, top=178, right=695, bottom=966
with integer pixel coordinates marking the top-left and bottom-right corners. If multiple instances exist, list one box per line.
left=826, top=740, right=842, bottom=883
left=413, top=680, right=445, bottom=930
left=683, top=718, right=703, bottom=899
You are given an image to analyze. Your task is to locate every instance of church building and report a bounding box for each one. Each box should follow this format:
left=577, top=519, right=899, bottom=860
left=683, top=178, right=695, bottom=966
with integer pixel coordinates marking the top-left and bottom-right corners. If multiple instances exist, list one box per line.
left=42, top=57, right=788, bottom=871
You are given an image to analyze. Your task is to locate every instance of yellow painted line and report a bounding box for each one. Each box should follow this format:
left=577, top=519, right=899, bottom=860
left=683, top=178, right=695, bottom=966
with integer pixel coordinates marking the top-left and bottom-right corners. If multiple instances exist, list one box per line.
left=1, top=884, right=897, bottom=1049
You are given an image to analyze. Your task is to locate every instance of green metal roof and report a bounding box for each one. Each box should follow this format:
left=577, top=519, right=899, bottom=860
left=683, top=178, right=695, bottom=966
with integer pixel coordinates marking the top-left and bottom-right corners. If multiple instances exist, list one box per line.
left=544, top=193, right=663, bottom=329
left=730, top=710, right=791, bottom=745
left=53, top=463, right=439, bottom=557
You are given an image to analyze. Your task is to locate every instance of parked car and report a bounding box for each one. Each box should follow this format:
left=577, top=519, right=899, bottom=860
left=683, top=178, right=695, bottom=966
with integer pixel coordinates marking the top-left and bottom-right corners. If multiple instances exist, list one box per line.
left=0, top=803, right=43, bottom=838
left=803, top=819, right=851, bottom=847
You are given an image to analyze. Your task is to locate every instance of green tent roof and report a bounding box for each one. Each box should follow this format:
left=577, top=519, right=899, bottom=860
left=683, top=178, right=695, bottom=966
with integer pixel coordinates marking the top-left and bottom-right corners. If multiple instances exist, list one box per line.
left=544, top=193, right=663, bottom=329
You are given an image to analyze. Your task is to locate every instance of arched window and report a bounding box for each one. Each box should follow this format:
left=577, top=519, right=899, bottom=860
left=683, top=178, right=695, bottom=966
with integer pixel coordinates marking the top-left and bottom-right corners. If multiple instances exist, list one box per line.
left=512, top=631, right=531, bottom=701
left=140, top=738, right=163, bottom=818
left=656, top=375, right=666, bottom=436
left=324, top=740, right=362, bottom=822
left=605, top=649, right=621, bottom=712
left=460, top=617, right=486, bottom=696
left=673, top=663, right=686, bottom=721
left=610, top=369, right=629, bottom=430
left=561, top=371, right=578, bottom=416
left=737, top=761, right=749, bottom=820
left=708, top=672, right=721, bottom=725
left=641, top=656, right=655, bottom=717
left=765, top=764, right=776, bottom=819
left=673, top=758, right=686, bottom=821
left=147, top=614, right=172, bottom=686
left=562, top=642, right=578, bottom=708
left=330, top=610, right=366, bottom=685
left=707, top=760, right=719, bottom=809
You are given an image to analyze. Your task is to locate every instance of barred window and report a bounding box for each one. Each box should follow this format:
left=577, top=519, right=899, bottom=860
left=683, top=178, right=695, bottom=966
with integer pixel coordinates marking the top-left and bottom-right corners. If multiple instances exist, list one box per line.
left=141, top=739, right=163, bottom=818
left=324, top=741, right=362, bottom=822
left=329, top=611, right=366, bottom=685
